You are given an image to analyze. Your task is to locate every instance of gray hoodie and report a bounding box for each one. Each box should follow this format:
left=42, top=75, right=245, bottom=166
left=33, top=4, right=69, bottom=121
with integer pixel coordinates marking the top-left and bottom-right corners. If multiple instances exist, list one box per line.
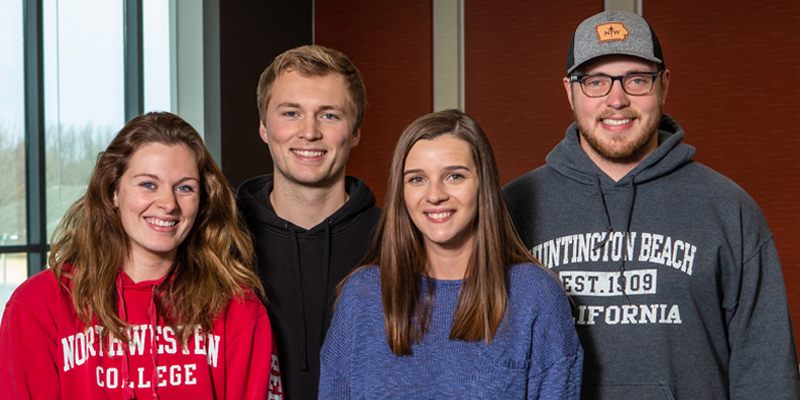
left=504, top=115, right=799, bottom=399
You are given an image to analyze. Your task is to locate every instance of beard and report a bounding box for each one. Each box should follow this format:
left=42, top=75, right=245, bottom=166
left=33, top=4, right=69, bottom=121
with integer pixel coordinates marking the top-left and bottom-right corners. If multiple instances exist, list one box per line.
left=576, top=105, right=662, bottom=165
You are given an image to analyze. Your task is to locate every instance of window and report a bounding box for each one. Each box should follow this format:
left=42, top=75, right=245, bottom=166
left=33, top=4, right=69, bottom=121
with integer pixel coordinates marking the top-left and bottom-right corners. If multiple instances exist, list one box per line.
left=0, top=0, right=174, bottom=320
left=0, top=0, right=27, bottom=318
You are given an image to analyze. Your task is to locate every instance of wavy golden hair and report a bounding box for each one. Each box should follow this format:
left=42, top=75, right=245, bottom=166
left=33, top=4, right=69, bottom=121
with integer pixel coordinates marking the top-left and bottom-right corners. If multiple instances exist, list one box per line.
left=256, top=44, right=367, bottom=133
left=352, top=109, right=539, bottom=356
left=49, top=112, right=264, bottom=345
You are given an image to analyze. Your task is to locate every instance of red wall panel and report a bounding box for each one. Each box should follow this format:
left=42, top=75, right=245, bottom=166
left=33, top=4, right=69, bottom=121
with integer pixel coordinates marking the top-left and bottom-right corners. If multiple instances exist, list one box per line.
left=314, top=0, right=433, bottom=206
left=464, top=1, right=603, bottom=185
left=646, top=1, right=800, bottom=354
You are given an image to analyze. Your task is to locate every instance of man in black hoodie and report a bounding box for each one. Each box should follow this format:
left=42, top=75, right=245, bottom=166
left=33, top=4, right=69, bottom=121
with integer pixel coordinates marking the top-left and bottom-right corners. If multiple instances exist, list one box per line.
left=504, top=10, right=799, bottom=399
left=236, top=45, right=381, bottom=400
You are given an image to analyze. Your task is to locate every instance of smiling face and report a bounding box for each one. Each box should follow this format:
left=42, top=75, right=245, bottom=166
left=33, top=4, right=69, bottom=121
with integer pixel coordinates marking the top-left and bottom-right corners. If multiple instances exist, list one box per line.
left=564, top=55, right=670, bottom=167
left=113, top=142, right=200, bottom=269
left=260, top=69, right=360, bottom=189
left=403, top=135, right=479, bottom=253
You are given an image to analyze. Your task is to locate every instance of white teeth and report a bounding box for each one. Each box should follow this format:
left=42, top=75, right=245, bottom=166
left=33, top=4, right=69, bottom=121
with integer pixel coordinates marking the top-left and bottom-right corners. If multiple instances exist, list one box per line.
left=293, top=150, right=325, bottom=157
left=427, top=211, right=453, bottom=219
left=603, top=118, right=632, bottom=126
left=146, top=218, right=176, bottom=227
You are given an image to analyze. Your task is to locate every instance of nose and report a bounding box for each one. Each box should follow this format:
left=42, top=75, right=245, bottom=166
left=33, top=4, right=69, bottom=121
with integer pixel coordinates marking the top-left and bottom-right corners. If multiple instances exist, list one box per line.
left=605, top=80, right=630, bottom=110
left=298, top=116, right=322, bottom=141
left=157, top=189, right=178, bottom=213
left=425, top=181, right=449, bottom=204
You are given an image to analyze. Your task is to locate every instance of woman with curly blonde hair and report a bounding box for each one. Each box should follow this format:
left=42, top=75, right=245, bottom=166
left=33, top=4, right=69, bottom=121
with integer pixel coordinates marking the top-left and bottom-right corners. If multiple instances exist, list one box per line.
left=0, top=112, right=283, bottom=399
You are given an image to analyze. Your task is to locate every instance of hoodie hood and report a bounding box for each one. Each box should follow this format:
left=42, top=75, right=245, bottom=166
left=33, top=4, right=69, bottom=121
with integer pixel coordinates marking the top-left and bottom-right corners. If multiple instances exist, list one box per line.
left=546, top=114, right=695, bottom=186
left=236, top=174, right=378, bottom=236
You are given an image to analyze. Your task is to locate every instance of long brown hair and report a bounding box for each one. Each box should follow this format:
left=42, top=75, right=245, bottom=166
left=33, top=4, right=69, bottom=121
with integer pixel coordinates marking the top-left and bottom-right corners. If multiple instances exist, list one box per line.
left=49, top=112, right=264, bottom=345
left=358, top=109, right=538, bottom=356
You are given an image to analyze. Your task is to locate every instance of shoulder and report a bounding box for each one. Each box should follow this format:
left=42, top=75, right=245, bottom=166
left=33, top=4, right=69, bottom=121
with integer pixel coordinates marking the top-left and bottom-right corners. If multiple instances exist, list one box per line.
left=506, top=263, right=567, bottom=304
left=338, top=266, right=381, bottom=306
left=3, top=269, right=66, bottom=331
left=220, top=290, right=269, bottom=335
left=678, top=163, right=771, bottom=235
left=503, top=165, right=553, bottom=199
left=7, top=269, right=63, bottom=307
left=224, top=290, right=267, bottom=319
left=341, top=266, right=380, bottom=293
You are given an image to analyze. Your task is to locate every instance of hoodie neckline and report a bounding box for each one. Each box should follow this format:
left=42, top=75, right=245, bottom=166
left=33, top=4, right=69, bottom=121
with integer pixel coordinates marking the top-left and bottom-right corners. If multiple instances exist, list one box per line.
left=546, top=114, right=696, bottom=187
left=116, top=268, right=169, bottom=400
left=237, top=174, right=378, bottom=236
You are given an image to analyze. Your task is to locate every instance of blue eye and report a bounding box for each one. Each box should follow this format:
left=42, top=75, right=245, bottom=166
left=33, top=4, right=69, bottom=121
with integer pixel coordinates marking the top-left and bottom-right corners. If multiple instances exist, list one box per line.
left=140, top=182, right=156, bottom=189
left=176, top=185, right=195, bottom=193
left=321, top=113, right=339, bottom=120
left=283, top=111, right=299, bottom=117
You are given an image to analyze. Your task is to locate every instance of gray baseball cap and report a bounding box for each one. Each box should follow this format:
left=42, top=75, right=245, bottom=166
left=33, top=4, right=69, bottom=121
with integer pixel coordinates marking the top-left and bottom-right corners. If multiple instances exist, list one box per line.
left=567, top=10, right=664, bottom=75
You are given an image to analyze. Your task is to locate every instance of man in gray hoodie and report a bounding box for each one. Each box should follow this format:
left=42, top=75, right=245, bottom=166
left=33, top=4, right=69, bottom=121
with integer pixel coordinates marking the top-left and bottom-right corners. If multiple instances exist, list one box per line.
left=504, top=10, right=799, bottom=399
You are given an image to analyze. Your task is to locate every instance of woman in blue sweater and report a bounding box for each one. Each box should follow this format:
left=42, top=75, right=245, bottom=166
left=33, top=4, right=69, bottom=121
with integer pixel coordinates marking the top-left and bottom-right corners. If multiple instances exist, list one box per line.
left=319, top=109, right=583, bottom=399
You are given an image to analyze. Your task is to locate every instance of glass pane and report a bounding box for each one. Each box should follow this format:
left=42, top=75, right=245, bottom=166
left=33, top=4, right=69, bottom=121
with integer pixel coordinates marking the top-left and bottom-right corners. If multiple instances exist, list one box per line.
left=144, top=0, right=173, bottom=113
left=0, top=253, right=28, bottom=322
left=0, top=1, right=26, bottom=247
left=44, top=0, right=124, bottom=240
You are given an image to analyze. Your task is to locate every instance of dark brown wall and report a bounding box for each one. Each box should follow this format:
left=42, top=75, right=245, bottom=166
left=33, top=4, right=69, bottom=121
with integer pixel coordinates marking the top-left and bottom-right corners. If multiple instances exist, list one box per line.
left=314, top=0, right=433, bottom=207
left=217, top=1, right=312, bottom=189
left=646, top=1, right=800, bottom=350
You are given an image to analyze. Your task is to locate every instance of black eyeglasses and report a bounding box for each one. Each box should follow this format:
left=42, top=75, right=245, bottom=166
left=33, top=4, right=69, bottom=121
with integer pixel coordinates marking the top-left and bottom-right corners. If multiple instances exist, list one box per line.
left=569, top=71, right=663, bottom=97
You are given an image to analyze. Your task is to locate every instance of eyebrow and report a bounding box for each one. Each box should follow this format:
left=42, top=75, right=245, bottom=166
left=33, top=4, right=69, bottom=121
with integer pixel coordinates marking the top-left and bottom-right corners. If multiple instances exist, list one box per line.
left=275, top=102, right=347, bottom=114
left=133, top=173, right=199, bottom=184
left=403, top=165, right=471, bottom=176
left=584, top=69, right=658, bottom=76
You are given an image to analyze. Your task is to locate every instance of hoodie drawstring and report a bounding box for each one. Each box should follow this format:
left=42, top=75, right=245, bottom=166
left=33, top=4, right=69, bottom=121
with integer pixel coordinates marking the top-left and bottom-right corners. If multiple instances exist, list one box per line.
left=594, top=175, right=637, bottom=305
left=149, top=288, right=160, bottom=399
left=320, top=220, right=333, bottom=343
left=619, top=177, right=638, bottom=305
left=116, top=274, right=136, bottom=400
left=593, top=176, right=615, bottom=251
left=287, top=224, right=309, bottom=370
left=116, top=272, right=162, bottom=399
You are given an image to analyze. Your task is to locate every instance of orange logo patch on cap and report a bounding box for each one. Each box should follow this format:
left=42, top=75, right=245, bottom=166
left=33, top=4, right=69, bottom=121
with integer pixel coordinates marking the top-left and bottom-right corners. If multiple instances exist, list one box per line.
left=595, top=22, right=630, bottom=43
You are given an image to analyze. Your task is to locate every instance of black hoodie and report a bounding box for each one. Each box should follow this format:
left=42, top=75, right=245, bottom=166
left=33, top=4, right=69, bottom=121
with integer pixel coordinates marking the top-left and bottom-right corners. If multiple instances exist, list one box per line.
left=236, top=175, right=381, bottom=400
left=504, top=115, right=799, bottom=399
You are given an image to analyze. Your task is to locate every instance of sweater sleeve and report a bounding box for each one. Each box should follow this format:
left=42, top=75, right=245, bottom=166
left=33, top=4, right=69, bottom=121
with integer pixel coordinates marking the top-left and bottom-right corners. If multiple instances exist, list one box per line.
left=0, top=298, right=62, bottom=399
left=527, top=274, right=584, bottom=399
left=223, top=296, right=284, bottom=399
left=727, top=237, right=800, bottom=399
left=318, top=276, right=358, bottom=399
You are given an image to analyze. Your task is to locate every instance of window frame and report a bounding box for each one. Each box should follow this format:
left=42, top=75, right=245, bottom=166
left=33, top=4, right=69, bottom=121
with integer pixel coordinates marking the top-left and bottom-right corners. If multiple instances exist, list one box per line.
left=3, top=0, right=145, bottom=276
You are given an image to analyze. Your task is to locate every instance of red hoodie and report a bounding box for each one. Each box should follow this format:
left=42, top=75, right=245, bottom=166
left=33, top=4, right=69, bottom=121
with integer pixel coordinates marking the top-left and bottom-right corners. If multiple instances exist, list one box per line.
left=0, top=269, right=284, bottom=399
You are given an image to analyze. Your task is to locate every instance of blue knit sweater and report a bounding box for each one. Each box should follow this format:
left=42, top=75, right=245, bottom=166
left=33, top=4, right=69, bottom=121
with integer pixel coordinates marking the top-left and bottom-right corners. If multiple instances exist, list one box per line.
left=319, top=263, right=583, bottom=399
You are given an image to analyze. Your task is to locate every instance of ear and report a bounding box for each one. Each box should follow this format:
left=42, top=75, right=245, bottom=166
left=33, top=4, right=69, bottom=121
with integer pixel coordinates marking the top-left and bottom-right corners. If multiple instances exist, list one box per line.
left=351, top=127, right=361, bottom=148
left=563, top=77, right=576, bottom=111
left=113, top=189, right=119, bottom=208
left=659, top=68, right=671, bottom=104
left=259, top=121, right=269, bottom=145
